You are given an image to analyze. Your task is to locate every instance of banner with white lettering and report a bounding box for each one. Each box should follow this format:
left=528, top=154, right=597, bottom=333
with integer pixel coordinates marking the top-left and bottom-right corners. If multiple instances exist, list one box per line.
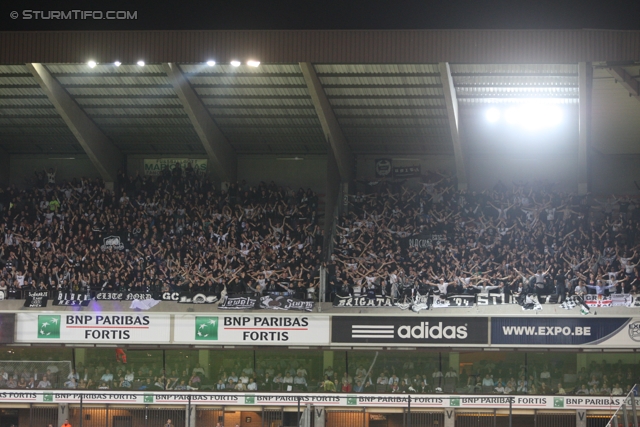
left=143, top=158, right=208, bottom=176
left=217, top=294, right=259, bottom=310
left=401, top=234, right=447, bottom=251
left=491, top=317, right=640, bottom=347
left=173, top=314, right=330, bottom=345
left=161, top=292, right=219, bottom=304
left=333, top=295, right=393, bottom=308
left=15, top=313, right=171, bottom=344
left=475, top=294, right=515, bottom=305
left=583, top=294, right=634, bottom=308
left=431, top=295, right=475, bottom=308
left=23, top=291, right=49, bottom=308
left=95, top=292, right=158, bottom=302
left=393, top=164, right=421, bottom=178
left=260, top=295, right=314, bottom=312
left=52, top=292, right=91, bottom=306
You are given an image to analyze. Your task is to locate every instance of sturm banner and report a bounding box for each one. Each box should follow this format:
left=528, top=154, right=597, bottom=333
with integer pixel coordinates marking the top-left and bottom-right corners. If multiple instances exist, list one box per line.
left=260, top=295, right=313, bottom=312
left=491, top=317, right=640, bottom=347
left=173, top=314, right=330, bottom=345
left=15, top=313, right=171, bottom=344
left=331, top=316, right=489, bottom=345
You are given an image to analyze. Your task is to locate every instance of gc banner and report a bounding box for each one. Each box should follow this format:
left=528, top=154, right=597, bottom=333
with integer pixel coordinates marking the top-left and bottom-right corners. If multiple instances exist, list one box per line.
left=491, top=317, right=640, bottom=347
left=331, top=316, right=489, bottom=345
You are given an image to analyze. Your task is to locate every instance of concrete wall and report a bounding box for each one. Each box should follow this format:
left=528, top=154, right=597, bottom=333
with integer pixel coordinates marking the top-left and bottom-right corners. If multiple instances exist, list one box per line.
left=10, top=155, right=101, bottom=188
left=237, top=155, right=327, bottom=194
left=590, top=152, right=640, bottom=195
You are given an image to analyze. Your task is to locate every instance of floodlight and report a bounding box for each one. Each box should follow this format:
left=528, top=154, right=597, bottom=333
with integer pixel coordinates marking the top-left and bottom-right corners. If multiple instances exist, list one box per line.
left=485, top=108, right=500, bottom=123
left=114, top=61, right=121, bottom=67
left=206, top=60, right=216, bottom=66
left=87, top=60, right=97, bottom=68
left=137, top=60, right=145, bottom=66
left=247, top=60, right=260, bottom=67
left=230, top=60, right=241, bottom=67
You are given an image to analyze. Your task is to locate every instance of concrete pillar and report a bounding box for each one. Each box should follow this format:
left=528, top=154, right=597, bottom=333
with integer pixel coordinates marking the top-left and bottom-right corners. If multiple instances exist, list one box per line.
left=0, top=148, right=9, bottom=186
left=199, top=350, right=210, bottom=378
left=313, top=407, right=326, bottom=427
left=577, top=62, right=592, bottom=195
left=58, top=404, right=69, bottom=427
left=186, top=404, right=197, bottom=427
left=576, top=410, right=587, bottom=427
left=449, top=352, right=460, bottom=372
left=75, top=349, right=86, bottom=367
left=444, top=409, right=455, bottom=427
left=323, top=351, right=334, bottom=373
left=577, top=354, right=587, bottom=372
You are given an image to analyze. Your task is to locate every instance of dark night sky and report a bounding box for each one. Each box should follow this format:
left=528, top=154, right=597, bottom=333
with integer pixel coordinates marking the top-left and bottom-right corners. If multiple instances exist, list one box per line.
left=1, top=0, right=640, bottom=31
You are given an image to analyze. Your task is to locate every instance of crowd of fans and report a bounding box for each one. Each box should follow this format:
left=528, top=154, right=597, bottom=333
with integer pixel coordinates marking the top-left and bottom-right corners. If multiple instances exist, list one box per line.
left=0, top=165, right=323, bottom=301
left=1, top=354, right=637, bottom=396
left=329, top=173, right=640, bottom=304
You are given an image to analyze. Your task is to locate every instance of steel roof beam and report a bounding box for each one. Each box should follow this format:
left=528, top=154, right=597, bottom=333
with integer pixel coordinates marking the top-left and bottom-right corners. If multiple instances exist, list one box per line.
left=26, top=63, right=123, bottom=184
left=163, top=62, right=237, bottom=182
left=439, top=62, right=468, bottom=190
left=300, top=62, right=354, bottom=183
left=606, top=66, right=640, bottom=101
left=578, top=62, right=592, bottom=195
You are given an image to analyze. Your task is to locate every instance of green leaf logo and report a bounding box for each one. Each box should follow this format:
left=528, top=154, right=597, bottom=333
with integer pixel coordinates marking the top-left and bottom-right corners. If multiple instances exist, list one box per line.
left=195, top=317, right=218, bottom=341
left=553, top=397, right=564, bottom=408
left=144, top=394, right=154, bottom=403
left=450, top=397, right=461, bottom=407
left=347, top=396, right=358, bottom=405
left=245, top=395, right=255, bottom=404
left=43, top=393, right=54, bottom=402
left=38, top=315, right=61, bottom=339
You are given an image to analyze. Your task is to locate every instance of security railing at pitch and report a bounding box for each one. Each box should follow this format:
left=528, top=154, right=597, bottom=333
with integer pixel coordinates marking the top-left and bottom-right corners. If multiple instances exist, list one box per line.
left=605, top=385, right=639, bottom=427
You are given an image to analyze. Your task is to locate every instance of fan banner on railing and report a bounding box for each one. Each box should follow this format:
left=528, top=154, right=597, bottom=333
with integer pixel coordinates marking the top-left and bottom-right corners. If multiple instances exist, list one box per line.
left=52, top=292, right=91, bottom=306
left=217, top=294, right=260, bottom=310
left=333, top=295, right=393, bottom=308
left=23, top=291, right=49, bottom=308
left=260, top=295, right=314, bottom=312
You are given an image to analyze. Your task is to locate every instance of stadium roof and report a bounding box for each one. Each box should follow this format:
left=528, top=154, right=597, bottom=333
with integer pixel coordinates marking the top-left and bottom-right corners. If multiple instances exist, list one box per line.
left=0, top=30, right=638, bottom=178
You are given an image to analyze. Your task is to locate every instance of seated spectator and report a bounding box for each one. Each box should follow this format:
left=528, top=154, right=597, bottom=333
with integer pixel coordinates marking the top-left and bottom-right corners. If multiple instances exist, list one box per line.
left=612, top=384, right=624, bottom=396
left=37, top=375, right=51, bottom=389
left=323, top=376, right=336, bottom=392
left=576, top=384, right=590, bottom=395
left=247, top=378, right=258, bottom=391
left=98, top=382, right=109, bottom=390
left=353, top=379, right=364, bottom=393
left=64, top=378, right=77, bottom=389
left=293, top=373, right=307, bottom=390
left=555, top=383, right=566, bottom=395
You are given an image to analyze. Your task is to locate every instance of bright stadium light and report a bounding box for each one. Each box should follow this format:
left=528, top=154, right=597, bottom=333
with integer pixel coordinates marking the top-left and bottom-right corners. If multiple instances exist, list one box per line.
left=501, top=102, right=564, bottom=130
left=230, top=60, right=241, bottom=67
left=137, top=60, right=145, bottom=66
left=114, top=61, right=121, bottom=67
left=87, top=60, right=97, bottom=68
left=247, top=60, right=260, bottom=67
left=485, top=108, right=500, bottom=123
left=206, top=60, right=216, bottom=66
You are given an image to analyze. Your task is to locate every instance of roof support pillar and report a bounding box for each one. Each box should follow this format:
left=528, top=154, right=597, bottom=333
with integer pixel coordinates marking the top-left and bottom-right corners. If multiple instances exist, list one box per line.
left=439, top=62, right=467, bottom=190
left=163, top=63, right=237, bottom=182
left=299, top=62, right=354, bottom=186
left=606, top=65, right=640, bottom=101
left=27, top=63, right=123, bottom=184
left=578, top=62, right=592, bottom=195
left=0, top=147, right=9, bottom=186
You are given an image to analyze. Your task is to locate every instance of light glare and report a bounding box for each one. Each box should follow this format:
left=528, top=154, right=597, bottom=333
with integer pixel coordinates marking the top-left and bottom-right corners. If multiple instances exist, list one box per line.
left=114, top=61, right=121, bottom=67
left=485, top=108, right=500, bottom=123
left=230, top=60, right=241, bottom=67
left=491, top=102, right=564, bottom=131
left=137, top=60, right=145, bottom=66
left=206, top=60, right=216, bottom=66
left=87, top=60, right=97, bottom=68
left=247, top=60, right=260, bottom=67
